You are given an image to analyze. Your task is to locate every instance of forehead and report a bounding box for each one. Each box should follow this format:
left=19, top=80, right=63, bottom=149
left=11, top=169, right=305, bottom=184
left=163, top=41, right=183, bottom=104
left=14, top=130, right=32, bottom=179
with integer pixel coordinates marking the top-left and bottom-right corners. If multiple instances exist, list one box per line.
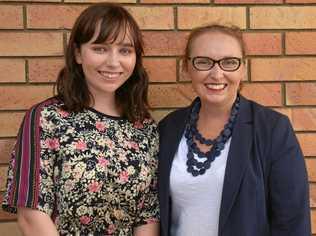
left=89, top=21, right=135, bottom=45
left=190, top=31, right=243, bottom=58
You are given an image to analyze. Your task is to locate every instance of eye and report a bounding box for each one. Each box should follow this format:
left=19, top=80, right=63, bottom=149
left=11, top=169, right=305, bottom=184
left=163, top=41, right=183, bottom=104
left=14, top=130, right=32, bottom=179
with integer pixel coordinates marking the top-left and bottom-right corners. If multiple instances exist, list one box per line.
left=92, top=46, right=107, bottom=54
left=222, top=58, right=239, bottom=66
left=195, top=58, right=212, bottom=65
left=119, top=47, right=134, bottom=55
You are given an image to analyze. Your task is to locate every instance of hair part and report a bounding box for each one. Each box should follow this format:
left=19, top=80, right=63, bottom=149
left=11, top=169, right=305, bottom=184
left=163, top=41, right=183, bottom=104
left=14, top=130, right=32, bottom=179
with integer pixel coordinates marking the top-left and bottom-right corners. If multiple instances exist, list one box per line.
left=55, top=2, right=150, bottom=122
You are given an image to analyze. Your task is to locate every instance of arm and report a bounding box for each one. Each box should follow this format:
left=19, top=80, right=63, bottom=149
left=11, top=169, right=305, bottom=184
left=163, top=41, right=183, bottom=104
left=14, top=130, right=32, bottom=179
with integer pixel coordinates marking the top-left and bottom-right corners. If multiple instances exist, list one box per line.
left=133, top=222, right=159, bottom=236
left=268, top=116, right=311, bottom=236
left=18, top=207, right=58, bottom=236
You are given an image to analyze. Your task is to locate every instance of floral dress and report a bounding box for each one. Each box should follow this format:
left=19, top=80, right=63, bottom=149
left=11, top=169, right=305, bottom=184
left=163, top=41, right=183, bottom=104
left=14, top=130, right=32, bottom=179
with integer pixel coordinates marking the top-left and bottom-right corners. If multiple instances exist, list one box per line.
left=2, top=97, right=159, bottom=235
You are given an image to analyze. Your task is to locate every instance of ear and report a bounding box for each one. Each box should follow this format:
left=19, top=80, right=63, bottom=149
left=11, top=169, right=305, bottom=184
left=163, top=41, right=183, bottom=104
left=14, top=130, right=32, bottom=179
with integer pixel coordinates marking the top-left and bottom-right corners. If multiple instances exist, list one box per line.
left=74, top=46, right=82, bottom=64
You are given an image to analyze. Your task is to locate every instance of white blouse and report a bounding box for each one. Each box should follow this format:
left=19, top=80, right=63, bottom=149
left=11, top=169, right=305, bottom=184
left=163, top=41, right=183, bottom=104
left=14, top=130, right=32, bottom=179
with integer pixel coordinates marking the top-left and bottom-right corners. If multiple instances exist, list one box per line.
left=170, top=135, right=231, bottom=236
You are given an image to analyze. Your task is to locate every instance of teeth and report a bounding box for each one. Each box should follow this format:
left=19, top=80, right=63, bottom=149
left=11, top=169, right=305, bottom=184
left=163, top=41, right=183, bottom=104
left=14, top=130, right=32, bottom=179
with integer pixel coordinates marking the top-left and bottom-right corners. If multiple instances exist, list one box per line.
left=205, top=83, right=226, bottom=90
left=99, top=71, right=121, bottom=79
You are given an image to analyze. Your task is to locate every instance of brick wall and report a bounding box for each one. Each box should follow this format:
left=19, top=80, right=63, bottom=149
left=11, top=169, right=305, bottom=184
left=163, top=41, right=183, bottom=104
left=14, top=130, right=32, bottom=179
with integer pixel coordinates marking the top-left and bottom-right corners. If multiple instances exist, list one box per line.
left=0, top=0, right=315, bottom=235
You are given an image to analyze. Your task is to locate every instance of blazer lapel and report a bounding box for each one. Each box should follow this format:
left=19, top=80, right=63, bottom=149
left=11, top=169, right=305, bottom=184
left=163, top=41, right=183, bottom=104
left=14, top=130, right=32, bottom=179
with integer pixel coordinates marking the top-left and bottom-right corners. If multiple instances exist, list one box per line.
left=218, top=96, right=253, bottom=234
left=158, top=105, right=191, bottom=236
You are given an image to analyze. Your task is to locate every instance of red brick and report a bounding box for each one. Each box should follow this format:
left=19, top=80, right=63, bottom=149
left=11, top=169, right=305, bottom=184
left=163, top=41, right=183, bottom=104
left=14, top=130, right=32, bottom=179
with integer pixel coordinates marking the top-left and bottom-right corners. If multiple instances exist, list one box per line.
left=251, top=58, right=316, bottom=82
left=0, top=32, right=63, bottom=56
left=297, top=133, right=316, bottom=157
left=0, top=112, right=25, bottom=138
left=0, top=222, right=21, bottom=236
left=0, top=195, right=17, bottom=221
left=65, top=0, right=135, bottom=3
left=292, top=108, right=316, bottom=131
left=31, top=5, right=175, bottom=30
left=286, top=83, right=316, bottom=106
left=28, top=58, right=64, bottom=83
left=144, top=58, right=176, bottom=83
left=286, top=32, right=316, bottom=55
left=286, top=0, right=316, bottom=3
left=0, top=139, right=15, bottom=164
left=243, top=33, right=281, bottom=56
left=311, top=184, right=316, bottom=208
left=0, top=85, right=54, bottom=110
left=215, top=0, right=282, bottom=3
left=27, top=5, right=85, bottom=29
left=150, top=109, right=174, bottom=122
left=250, top=7, right=316, bottom=29
left=0, top=5, right=23, bottom=29
left=149, top=84, right=195, bottom=108
left=141, top=0, right=208, bottom=3
left=143, top=31, right=188, bottom=56
left=306, top=159, right=316, bottom=182
left=0, top=166, right=8, bottom=192
left=127, top=7, right=174, bottom=30
left=241, top=83, right=282, bottom=107
left=0, top=59, right=25, bottom=83
left=4, top=0, right=59, bottom=1
left=178, top=7, right=246, bottom=30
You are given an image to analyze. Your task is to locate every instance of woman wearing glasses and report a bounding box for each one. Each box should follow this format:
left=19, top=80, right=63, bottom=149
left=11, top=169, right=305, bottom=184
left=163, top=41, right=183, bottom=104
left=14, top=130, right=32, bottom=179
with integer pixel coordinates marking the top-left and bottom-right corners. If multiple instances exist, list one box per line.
left=158, top=24, right=311, bottom=236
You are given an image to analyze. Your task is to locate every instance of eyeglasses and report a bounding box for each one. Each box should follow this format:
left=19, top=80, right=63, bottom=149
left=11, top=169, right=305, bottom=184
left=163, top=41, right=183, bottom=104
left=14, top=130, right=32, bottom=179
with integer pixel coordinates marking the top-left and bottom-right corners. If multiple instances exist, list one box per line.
left=188, top=56, right=243, bottom=72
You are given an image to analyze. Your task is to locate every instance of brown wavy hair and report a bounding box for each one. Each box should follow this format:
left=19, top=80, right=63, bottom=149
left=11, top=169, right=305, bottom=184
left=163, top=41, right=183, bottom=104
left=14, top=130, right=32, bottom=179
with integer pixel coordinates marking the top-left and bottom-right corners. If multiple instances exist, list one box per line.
left=55, top=2, right=150, bottom=122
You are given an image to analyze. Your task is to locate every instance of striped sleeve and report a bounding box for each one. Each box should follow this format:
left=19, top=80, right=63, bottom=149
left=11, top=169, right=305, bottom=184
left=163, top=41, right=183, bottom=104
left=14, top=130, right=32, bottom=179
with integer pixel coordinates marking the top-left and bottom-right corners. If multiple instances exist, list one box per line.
left=2, top=99, right=55, bottom=214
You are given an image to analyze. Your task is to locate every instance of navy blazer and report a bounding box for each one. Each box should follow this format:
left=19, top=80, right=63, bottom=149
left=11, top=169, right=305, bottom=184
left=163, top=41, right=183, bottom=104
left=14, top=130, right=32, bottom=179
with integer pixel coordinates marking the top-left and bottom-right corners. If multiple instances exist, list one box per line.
left=158, top=96, right=311, bottom=236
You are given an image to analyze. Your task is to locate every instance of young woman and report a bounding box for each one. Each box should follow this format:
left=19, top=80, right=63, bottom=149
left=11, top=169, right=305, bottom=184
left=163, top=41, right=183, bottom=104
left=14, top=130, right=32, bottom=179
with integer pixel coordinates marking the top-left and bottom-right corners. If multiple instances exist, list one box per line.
left=2, top=3, right=159, bottom=235
left=158, top=24, right=311, bottom=236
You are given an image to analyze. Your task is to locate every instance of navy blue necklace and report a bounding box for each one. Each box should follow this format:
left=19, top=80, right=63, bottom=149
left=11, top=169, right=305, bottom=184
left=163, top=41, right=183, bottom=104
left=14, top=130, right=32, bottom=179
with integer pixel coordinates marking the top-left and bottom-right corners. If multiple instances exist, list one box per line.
left=184, top=96, right=240, bottom=176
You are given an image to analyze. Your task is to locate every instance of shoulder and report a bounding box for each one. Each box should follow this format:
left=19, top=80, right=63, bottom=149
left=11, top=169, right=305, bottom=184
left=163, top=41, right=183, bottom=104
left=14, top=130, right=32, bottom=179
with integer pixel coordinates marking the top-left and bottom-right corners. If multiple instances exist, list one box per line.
left=158, top=106, right=190, bottom=130
left=23, top=97, right=68, bottom=131
left=133, top=117, right=159, bottom=136
left=247, top=98, right=291, bottom=130
left=25, top=97, right=64, bottom=118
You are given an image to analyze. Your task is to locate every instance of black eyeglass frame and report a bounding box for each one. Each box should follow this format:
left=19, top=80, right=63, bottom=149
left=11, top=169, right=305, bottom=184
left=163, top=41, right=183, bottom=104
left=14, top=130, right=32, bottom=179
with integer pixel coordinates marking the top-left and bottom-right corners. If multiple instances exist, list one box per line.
left=188, top=56, right=243, bottom=72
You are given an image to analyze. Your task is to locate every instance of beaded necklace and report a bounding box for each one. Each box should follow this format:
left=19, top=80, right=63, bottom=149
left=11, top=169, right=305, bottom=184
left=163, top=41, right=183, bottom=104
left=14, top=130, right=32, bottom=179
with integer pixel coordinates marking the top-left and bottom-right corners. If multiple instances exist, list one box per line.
left=184, top=96, right=240, bottom=176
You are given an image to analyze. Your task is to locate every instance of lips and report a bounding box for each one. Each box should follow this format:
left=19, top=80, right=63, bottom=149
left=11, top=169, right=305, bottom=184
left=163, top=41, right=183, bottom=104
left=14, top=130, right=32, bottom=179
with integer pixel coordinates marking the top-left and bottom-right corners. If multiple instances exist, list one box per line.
left=98, top=71, right=122, bottom=79
left=205, top=83, right=227, bottom=90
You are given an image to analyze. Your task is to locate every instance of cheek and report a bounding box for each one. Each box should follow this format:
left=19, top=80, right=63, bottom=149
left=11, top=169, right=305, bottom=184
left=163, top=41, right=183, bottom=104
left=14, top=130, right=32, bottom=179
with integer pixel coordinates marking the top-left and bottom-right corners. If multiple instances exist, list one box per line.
left=124, top=56, right=137, bottom=72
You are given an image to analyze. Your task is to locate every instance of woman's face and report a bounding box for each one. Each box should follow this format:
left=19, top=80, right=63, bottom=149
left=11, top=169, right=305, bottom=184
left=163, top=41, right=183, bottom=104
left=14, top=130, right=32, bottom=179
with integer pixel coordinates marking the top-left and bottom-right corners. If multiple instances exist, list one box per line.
left=75, top=25, right=136, bottom=101
left=187, top=31, right=245, bottom=108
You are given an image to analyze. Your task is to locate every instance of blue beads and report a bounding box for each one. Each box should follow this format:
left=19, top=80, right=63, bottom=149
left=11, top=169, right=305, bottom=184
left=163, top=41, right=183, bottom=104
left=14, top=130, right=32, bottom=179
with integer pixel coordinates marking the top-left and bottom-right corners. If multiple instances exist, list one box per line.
left=185, top=95, right=240, bottom=177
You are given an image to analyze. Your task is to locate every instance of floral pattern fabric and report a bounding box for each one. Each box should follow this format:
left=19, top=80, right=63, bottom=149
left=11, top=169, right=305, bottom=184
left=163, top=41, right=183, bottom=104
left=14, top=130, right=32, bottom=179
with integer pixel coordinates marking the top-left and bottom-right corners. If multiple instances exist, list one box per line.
left=2, top=98, right=159, bottom=235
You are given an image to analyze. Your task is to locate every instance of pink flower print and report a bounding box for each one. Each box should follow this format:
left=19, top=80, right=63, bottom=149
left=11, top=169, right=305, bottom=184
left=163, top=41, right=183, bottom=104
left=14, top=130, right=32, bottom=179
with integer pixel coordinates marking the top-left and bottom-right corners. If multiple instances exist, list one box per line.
left=88, top=181, right=102, bottom=193
left=125, top=141, right=139, bottom=151
left=45, top=138, right=60, bottom=150
left=75, top=140, right=87, bottom=151
left=57, top=109, right=69, bottom=118
left=105, top=139, right=114, bottom=149
left=96, top=121, right=106, bottom=132
left=133, top=120, right=144, bottom=129
left=137, top=198, right=145, bottom=209
left=119, top=171, right=129, bottom=183
left=80, top=215, right=91, bottom=225
left=98, top=158, right=109, bottom=167
left=107, top=224, right=116, bottom=234
left=146, top=218, right=159, bottom=224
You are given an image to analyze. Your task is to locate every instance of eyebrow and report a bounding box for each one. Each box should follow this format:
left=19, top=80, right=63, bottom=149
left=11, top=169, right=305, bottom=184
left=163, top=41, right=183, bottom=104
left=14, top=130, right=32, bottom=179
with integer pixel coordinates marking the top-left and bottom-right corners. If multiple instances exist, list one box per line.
left=93, top=42, right=134, bottom=48
left=117, top=42, right=134, bottom=47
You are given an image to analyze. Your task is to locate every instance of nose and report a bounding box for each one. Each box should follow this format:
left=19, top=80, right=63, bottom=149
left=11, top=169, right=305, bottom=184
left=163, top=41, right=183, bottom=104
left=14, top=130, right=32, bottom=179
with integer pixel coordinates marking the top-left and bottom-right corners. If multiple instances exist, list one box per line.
left=105, top=50, right=120, bottom=67
left=209, top=63, right=224, bottom=80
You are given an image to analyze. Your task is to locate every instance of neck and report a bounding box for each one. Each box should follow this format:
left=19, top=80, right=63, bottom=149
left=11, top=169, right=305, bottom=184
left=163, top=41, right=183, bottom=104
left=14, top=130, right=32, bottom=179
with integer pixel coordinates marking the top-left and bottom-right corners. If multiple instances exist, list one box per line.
left=196, top=95, right=238, bottom=140
left=91, top=93, right=121, bottom=117
left=199, top=97, right=236, bottom=123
